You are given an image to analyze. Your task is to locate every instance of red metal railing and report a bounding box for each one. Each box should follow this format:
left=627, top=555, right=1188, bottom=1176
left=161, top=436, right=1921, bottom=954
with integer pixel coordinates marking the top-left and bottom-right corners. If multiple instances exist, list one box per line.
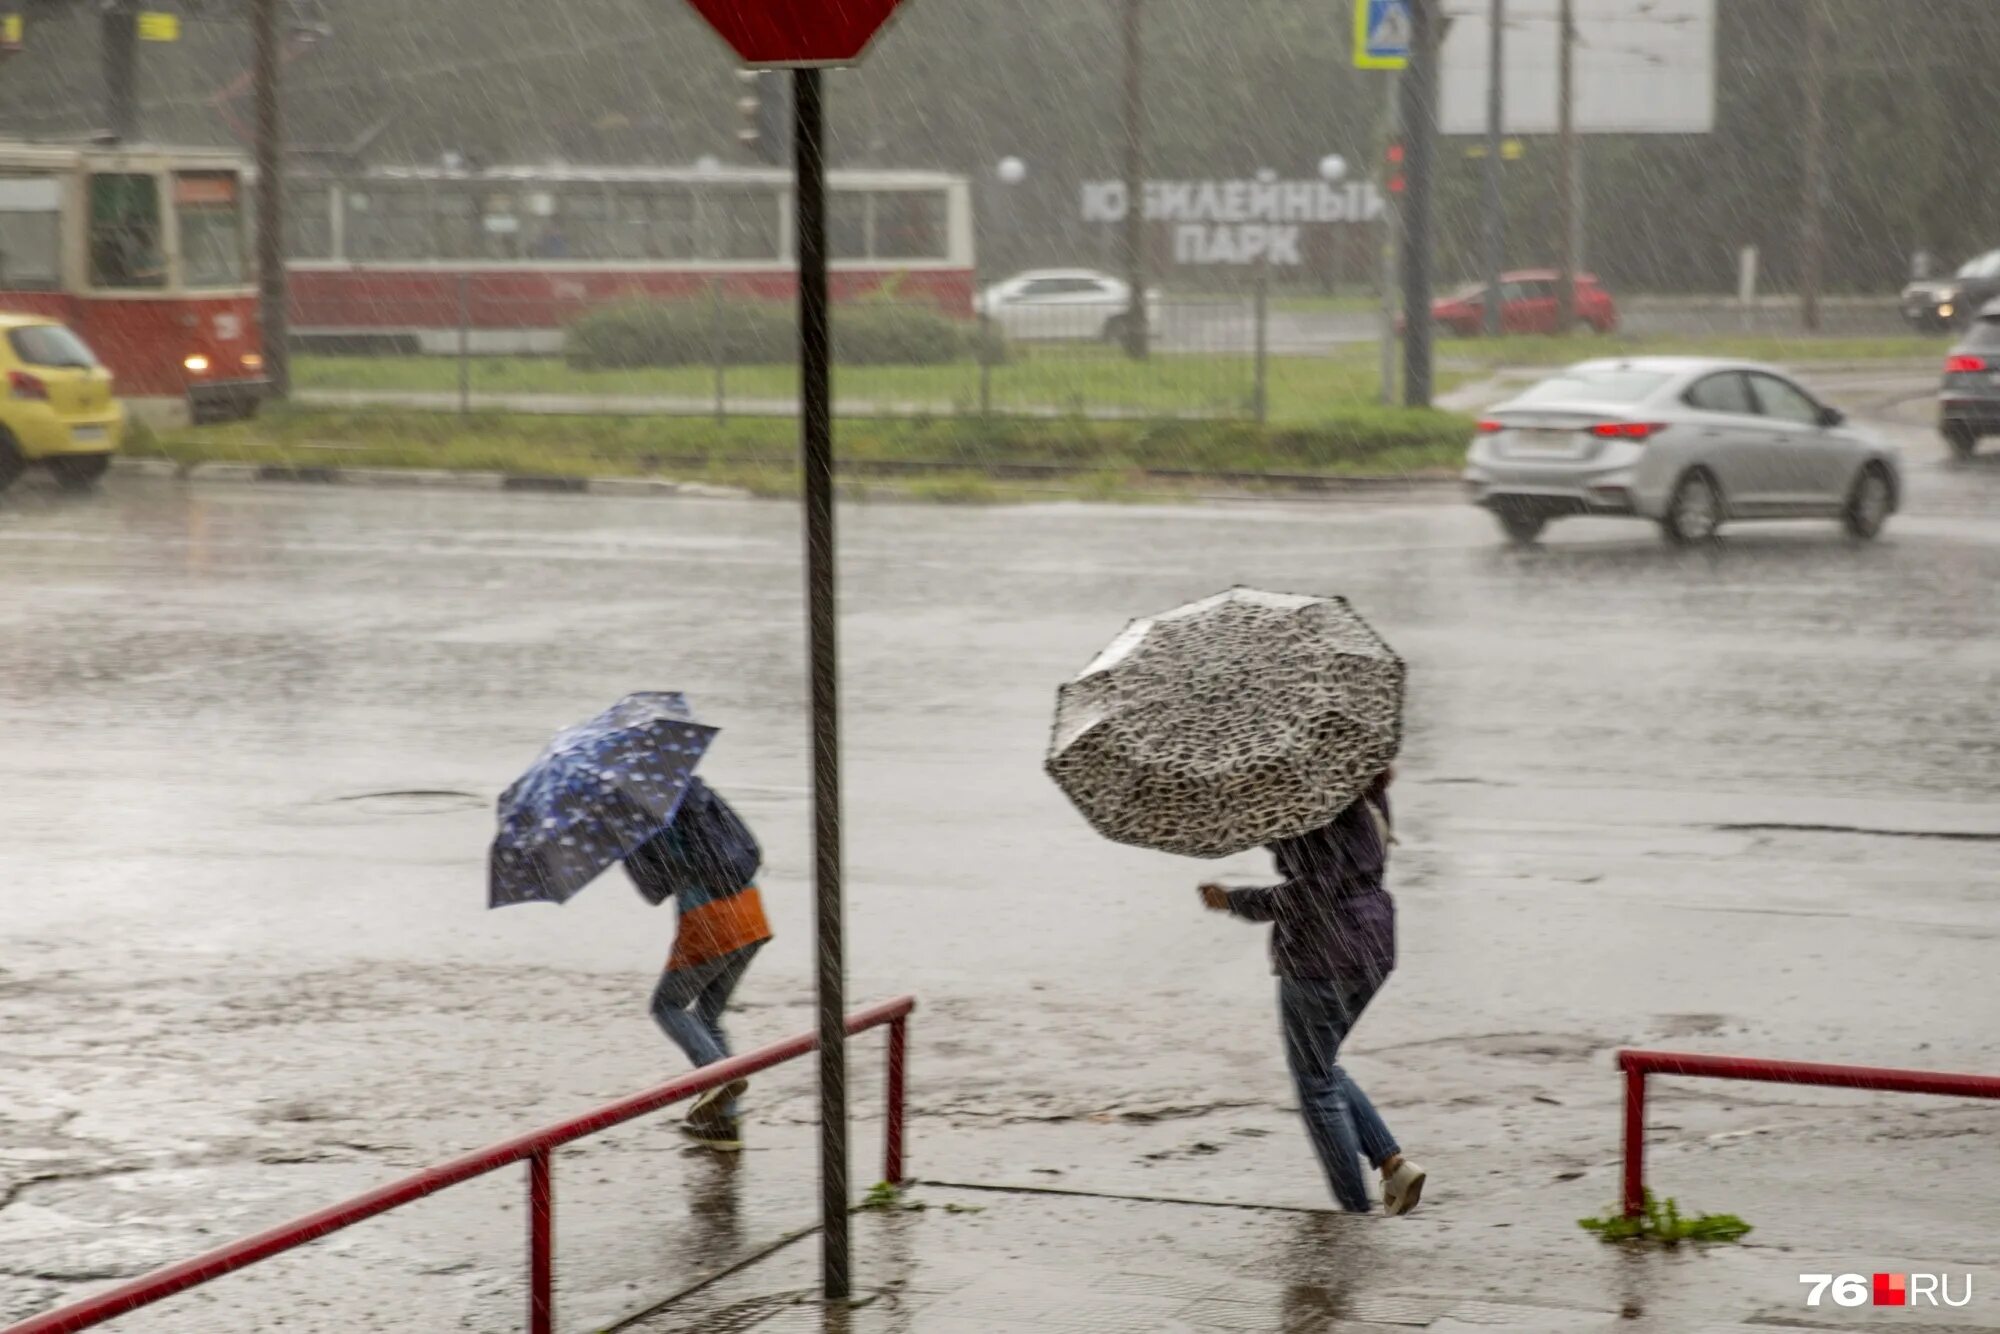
left=6, top=995, right=916, bottom=1334
left=1619, top=1048, right=2000, bottom=1217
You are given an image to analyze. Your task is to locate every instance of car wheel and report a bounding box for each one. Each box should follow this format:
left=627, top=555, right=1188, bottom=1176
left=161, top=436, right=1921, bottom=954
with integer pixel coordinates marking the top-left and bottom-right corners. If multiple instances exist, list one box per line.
left=1100, top=314, right=1128, bottom=344
left=1944, top=422, right=1977, bottom=459
left=49, top=453, right=111, bottom=493
left=1661, top=469, right=1723, bottom=546
left=1495, top=510, right=1548, bottom=546
left=1842, top=462, right=1893, bottom=541
left=0, top=431, right=25, bottom=495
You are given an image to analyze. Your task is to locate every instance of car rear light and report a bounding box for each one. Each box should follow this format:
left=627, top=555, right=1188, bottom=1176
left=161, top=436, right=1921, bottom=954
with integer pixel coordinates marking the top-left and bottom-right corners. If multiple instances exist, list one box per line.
left=183, top=353, right=211, bottom=374
left=1476, top=419, right=1505, bottom=433
left=1946, top=354, right=1987, bottom=373
left=1590, top=421, right=1668, bottom=440
left=8, top=370, right=47, bottom=400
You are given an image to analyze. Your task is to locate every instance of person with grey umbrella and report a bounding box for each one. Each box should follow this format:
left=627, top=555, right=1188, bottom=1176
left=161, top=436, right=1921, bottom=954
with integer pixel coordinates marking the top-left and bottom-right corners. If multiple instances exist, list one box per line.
left=1200, top=767, right=1427, bottom=1215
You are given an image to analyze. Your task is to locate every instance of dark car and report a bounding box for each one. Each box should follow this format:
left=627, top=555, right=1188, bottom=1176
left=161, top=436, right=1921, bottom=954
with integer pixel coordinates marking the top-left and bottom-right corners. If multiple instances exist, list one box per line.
left=1902, top=249, right=2000, bottom=333
left=1938, top=302, right=2000, bottom=458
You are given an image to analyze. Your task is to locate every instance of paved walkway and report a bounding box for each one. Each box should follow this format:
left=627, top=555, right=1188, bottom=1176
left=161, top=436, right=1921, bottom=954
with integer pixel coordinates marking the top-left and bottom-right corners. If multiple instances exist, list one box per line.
left=611, top=1184, right=2000, bottom=1334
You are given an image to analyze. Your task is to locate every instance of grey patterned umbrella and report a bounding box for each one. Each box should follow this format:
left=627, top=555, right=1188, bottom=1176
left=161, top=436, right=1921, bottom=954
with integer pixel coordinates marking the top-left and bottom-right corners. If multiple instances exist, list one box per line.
left=1045, top=588, right=1405, bottom=858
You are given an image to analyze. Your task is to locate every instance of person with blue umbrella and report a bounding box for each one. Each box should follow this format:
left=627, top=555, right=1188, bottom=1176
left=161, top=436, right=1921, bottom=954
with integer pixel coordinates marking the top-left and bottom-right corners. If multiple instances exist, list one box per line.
left=489, top=693, right=773, bottom=1151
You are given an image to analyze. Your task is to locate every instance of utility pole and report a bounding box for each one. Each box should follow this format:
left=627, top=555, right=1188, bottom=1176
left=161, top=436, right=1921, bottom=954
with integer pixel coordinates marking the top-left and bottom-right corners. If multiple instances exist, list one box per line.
left=100, top=0, right=138, bottom=142
left=1120, top=0, right=1148, bottom=359
left=1799, top=0, right=1828, bottom=332
left=253, top=0, right=289, bottom=397
left=1399, top=0, right=1437, bottom=408
left=1555, top=0, right=1576, bottom=332
left=1482, top=0, right=1504, bottom=337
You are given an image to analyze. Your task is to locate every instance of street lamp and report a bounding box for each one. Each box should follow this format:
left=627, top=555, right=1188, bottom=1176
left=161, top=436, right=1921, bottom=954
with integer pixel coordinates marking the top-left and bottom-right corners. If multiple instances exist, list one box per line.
left=988, top=156, right=1026, bottom=284
left=1319, top=154, right=1348, bottom=184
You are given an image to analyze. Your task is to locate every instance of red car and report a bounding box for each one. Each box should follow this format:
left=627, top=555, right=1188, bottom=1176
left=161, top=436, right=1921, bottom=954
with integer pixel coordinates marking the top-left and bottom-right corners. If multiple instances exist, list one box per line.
left=1428, top=269, right=1619, bottom=336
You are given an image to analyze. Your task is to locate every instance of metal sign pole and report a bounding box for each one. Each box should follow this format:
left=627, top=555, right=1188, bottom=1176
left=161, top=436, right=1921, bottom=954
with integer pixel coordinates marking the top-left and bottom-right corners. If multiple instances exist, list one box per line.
left=1482, top=0, right=1504, bottom=338
left=253, top=0, right=290, bottom=399
left=1399, top=0, right=1436, bottom=408
left=1379, top=72, right=1399, bottom=408
left=792, top=65, right=850, bottom=1304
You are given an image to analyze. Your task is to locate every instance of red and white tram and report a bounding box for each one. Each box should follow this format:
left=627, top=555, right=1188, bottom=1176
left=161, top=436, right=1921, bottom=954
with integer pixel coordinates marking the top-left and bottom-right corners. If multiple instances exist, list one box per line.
left=281, top=163, right=976, bottom=355
left=0, top=142, right=266, bottom=420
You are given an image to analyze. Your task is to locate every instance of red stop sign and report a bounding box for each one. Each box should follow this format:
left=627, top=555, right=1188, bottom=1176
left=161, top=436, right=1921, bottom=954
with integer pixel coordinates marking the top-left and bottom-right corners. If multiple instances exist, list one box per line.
left=683, top=0, right=908, bottom=67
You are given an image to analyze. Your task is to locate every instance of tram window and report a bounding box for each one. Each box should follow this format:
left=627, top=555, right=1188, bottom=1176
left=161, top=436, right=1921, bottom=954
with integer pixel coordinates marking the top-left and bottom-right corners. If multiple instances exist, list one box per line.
left=89, top=173, right=166, bottom=289
left=431, top=185, right=485, bottom=260
left=553, top=189, right=611, bottom=259
left=283, top=184, right=331, bottom=259
left=523, top=191, right=568, bottom=259
left=474, top=191, right=525, bottom=261
left=829, top=192, right=868, bottom=260
left=610, top=187, right=695, bottom=260
left=872, top=191, right=945, bottom=260
left=432, top=185, right=527, bottom=260
left=0, top=174, right=61, bottom=290
left=177, top=172, right=245, bottom=287
left=708, top=190, right=780, bottom=261
left=344, top=185, right=431, bottom=261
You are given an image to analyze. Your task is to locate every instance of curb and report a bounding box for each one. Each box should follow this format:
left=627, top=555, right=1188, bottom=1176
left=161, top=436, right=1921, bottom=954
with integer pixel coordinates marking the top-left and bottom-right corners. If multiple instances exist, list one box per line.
left=112, top=456, right=1464, bottom=501
left=111, top=457, right=753, bottom=500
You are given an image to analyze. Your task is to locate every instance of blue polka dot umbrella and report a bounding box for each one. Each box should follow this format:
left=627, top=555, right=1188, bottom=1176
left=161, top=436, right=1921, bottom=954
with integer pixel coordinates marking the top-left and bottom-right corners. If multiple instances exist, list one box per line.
left=488, top=692, right=719, bottom=908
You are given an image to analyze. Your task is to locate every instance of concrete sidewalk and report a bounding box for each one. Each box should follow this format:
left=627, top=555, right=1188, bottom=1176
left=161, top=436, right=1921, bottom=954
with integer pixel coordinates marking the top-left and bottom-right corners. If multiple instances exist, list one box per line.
left=611, top=1184, right=2000, bottom=1334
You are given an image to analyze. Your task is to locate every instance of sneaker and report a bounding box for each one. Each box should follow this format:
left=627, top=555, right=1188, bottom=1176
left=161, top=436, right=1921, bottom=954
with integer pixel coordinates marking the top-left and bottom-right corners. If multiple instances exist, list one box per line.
left=1382, top=1159, right=1427, bottom=1216
left=678, top=1115, right=743, bottom=1153
left=687, top=1078, right=749, bottom=1126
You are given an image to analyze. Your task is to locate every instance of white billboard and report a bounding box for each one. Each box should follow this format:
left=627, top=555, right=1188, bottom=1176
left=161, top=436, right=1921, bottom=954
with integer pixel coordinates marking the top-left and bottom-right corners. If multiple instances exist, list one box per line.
left=1438, top=0, right=1716, bottom=136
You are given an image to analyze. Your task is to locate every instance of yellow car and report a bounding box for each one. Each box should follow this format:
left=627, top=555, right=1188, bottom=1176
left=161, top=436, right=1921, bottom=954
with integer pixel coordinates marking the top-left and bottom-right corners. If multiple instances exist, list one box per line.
left=0, top=313, right=124, bottom=494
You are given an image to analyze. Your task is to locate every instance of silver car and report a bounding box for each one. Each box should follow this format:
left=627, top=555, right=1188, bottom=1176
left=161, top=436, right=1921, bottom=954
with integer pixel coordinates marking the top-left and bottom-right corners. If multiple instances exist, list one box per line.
left=1463, top=357, right=1901, bottom=546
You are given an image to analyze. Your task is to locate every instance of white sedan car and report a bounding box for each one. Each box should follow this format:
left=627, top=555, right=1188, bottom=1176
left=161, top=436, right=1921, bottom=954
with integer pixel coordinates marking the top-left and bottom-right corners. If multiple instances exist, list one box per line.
left=974, top=269, right=1160, bottom=343
left=1464, top=357, right=1902, bottom=546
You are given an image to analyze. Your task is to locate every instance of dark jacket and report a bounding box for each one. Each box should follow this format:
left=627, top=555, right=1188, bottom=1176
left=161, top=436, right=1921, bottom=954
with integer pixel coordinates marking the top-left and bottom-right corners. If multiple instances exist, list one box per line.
left=1225, top=793, right=1395, bottom=986
left=624, top=778, right=761, bottom=908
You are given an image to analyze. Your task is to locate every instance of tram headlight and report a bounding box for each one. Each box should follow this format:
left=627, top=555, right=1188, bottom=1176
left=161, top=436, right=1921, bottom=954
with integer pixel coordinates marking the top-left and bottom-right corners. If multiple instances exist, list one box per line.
left=240, top=353, right=264, bottom=372
left=183, top=354, right=211, bottom=374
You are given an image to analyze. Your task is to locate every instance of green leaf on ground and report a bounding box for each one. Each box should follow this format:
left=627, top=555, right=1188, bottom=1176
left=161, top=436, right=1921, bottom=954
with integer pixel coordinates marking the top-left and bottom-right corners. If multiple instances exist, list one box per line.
left=860, top=1181, right=927, bottom=1213
left=1579, top=1191, right=1752, bottom=1246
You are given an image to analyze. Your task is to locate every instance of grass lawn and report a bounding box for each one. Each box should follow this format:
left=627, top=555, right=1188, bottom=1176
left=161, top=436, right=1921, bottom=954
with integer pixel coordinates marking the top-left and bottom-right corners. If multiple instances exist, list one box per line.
left=1435, top=330, right=1949, bottom=370
left=136, top=402, right=1475, bottom=501
left=1268, top=293, right=1382, bottom=315
left=294, top=346, right=1430, bottom=426
left=295, top=327, right=1940, bottom=431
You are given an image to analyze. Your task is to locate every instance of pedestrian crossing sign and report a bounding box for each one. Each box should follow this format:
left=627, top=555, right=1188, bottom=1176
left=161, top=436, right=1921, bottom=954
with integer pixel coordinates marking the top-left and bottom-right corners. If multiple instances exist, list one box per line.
left=1355, top=0, right=1411, bottom=70
left=137, top=11, right=180, bottom=42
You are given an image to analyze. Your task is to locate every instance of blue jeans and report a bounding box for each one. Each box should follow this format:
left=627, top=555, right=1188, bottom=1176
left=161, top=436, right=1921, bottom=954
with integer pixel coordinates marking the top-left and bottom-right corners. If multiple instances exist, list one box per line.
left=650, top=944, right=760, bottom=1118
left=1279, top=976, right=1400, bottom=1213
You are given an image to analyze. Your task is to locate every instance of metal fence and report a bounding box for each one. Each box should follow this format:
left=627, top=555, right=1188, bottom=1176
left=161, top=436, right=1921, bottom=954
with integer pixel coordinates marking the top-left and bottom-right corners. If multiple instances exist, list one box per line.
left=1617, top=1048, right=2000, bottom=1219
left=6, top=996, right=916, bottom=1334
left=288, top=276, right=1335, bottom=425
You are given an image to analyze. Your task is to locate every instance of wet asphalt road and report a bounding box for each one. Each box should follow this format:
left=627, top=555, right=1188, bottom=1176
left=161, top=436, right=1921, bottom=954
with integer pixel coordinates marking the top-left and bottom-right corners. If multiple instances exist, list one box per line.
left=0, top=383, right=1996, bottom=1329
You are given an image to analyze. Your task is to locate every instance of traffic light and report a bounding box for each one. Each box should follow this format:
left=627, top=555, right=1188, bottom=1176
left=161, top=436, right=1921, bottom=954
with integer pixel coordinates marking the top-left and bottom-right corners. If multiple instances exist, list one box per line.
left=735, top=69, right=785, bottom=166
left=1385, top=141, right=1406, bottom=196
